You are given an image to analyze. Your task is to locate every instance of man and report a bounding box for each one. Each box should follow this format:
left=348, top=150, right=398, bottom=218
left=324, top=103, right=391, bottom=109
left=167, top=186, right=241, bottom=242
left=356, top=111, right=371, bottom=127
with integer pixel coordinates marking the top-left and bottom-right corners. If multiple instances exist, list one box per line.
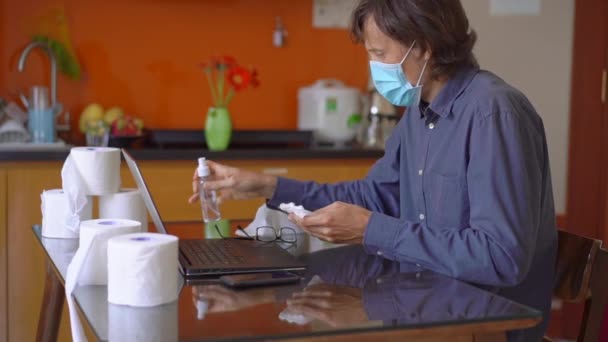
left=191, top=1, right=556, bottom=338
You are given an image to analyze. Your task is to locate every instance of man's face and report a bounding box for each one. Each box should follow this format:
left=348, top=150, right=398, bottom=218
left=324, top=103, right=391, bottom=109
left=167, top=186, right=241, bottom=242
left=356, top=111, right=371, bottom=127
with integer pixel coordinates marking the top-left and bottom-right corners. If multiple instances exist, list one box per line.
left=363, top=16, right=430, bottom=87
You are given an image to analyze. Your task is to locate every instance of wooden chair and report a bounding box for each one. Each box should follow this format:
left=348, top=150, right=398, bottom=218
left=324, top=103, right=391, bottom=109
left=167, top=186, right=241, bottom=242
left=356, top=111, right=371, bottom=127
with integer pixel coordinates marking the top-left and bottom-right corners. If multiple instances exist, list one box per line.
left=544, top=230, right=607, bottom=342
left=581, top=247, right=608, bottom=341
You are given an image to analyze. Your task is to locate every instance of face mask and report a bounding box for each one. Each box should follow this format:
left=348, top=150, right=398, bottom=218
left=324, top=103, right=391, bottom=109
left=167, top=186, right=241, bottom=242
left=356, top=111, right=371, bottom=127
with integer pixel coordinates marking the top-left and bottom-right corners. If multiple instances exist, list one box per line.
left=369, top=41, right=428, bottom=107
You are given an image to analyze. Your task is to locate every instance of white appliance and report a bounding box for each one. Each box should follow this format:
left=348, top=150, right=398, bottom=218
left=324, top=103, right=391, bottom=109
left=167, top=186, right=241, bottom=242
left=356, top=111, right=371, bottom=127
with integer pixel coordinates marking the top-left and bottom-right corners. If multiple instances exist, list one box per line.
left=298, top=79, right=361, bottom=145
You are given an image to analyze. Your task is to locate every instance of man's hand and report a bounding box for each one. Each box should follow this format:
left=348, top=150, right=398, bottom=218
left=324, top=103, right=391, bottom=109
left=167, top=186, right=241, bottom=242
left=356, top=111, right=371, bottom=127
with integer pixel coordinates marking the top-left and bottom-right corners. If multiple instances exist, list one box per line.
left=192, top=285, right=275, bottom=313
left=289, top=201, right=371, bottom=244
left=286, top=283, right=368, bottom=327
left=188, top=161, right=278, bottom=204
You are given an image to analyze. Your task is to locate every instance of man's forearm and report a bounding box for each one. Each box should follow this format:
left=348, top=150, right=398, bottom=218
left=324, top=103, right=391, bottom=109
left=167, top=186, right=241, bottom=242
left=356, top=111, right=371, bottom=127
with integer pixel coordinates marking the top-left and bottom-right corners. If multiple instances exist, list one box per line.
left=267, top=177, right=378, bottom=212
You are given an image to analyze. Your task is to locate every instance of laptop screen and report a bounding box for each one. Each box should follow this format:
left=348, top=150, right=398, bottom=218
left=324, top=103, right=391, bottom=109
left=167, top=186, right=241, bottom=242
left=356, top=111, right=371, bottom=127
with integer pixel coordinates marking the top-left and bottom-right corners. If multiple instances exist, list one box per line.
left=121, top=149, right=169, bottom=235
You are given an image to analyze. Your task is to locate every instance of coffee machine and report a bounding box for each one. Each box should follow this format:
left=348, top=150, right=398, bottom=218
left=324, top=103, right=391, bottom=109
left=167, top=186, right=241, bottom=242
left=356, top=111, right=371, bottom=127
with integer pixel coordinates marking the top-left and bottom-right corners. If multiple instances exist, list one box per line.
left=357, top=77, right=400, bottom=149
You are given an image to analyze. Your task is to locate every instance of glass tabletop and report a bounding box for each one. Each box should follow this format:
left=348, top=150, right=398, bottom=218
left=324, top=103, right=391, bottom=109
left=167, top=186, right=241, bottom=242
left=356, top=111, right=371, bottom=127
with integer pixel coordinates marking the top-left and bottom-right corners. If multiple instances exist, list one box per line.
left=33, top=225, right=543, bottom=341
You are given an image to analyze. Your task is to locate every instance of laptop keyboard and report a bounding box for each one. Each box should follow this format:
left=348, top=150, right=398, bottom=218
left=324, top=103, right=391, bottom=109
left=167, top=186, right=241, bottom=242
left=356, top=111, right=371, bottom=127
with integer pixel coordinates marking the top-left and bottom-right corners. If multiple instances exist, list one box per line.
left=182, top=240, right=246, bottom=265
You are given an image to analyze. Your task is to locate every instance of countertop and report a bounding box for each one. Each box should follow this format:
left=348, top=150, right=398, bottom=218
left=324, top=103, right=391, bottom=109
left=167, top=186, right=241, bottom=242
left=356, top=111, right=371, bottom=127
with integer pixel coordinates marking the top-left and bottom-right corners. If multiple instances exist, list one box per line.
left=0, top=130, right=385, bottom=162
left=0, top=146, right=384, bottom=162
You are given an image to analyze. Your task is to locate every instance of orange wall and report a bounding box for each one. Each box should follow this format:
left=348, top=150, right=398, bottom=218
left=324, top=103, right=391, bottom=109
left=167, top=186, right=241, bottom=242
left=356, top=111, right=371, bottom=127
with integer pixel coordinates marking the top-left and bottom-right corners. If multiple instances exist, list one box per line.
left=0, top=0, right=368, bottom=134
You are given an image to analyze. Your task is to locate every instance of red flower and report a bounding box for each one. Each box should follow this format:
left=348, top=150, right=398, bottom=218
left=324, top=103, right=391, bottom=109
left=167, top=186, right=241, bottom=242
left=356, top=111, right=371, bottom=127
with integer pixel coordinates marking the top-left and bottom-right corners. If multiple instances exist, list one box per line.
left=227, top=66, right=252, bottom=91
left=200, top=55, right=259, bottom=106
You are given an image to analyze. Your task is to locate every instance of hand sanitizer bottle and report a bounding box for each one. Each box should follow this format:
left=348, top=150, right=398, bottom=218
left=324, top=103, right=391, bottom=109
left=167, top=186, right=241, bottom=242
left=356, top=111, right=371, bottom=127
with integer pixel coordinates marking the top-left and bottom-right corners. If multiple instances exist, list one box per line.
left=197, top=158, right=221, bottom=222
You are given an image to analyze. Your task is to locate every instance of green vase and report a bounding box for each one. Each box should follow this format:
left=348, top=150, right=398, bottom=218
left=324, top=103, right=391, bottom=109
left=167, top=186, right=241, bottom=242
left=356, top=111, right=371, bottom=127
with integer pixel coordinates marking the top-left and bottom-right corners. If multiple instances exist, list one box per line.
left=205, top=107, right=232, bottom=151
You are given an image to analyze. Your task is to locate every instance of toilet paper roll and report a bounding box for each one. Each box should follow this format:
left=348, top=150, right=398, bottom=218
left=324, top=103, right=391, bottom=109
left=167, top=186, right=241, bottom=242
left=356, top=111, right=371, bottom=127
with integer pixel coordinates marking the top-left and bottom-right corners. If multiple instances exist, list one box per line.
left=65, top=218, right=143, bottom=342
left=78, top=219, right=142, bottom=286
left=41, top=189, right=93, bottom=238
left=109, top=301, right=178, bottom=342
left=108, top=232, right=179, bottom=307
left=67, top=147, right=121, bottom=196
left=99, top=189, right=148, bottom=231
left=61, top=147, right=121, bottom=233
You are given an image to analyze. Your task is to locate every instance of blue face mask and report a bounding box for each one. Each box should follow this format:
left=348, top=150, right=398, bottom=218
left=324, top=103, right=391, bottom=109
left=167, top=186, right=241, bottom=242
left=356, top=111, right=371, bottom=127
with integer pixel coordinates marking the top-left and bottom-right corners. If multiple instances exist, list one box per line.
left=369, top=41, right=428, bottom=107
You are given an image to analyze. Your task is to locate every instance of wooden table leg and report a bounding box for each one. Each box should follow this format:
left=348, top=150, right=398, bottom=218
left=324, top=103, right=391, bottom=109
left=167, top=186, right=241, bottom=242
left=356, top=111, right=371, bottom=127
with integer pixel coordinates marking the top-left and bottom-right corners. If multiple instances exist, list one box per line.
left=36, top=261, right=65, bottom=342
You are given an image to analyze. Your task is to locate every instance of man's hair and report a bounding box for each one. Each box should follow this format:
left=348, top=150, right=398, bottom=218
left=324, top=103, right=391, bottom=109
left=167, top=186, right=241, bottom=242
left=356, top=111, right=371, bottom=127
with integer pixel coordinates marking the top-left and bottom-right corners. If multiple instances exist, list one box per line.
left=351, top=0, right=478, bottom=78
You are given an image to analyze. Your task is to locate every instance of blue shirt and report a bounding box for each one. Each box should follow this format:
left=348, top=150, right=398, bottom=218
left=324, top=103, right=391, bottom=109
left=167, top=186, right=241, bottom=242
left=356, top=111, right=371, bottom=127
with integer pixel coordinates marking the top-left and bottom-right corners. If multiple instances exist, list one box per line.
left=270, top=66, right=557, bottom=290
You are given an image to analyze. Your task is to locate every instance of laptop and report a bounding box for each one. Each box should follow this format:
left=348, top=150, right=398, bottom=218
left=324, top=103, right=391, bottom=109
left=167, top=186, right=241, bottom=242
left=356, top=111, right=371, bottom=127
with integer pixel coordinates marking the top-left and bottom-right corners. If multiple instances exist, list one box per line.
left=121, top=149, right=307, bottom=278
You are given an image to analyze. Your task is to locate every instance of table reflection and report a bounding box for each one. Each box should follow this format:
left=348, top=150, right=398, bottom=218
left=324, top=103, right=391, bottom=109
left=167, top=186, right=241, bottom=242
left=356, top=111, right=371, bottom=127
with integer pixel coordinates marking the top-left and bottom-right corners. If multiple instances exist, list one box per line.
left=190, top=245, right=543, bottom=341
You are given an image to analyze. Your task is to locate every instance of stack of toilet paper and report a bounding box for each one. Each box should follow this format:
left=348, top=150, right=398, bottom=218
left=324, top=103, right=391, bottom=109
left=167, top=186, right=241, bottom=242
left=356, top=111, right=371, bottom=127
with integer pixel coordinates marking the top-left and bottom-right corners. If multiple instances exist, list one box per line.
left=66, top=219, right=179, bottom=342
left=39, top=147, right=178, bottom=342
left=40, top=147, right=148, bottom=238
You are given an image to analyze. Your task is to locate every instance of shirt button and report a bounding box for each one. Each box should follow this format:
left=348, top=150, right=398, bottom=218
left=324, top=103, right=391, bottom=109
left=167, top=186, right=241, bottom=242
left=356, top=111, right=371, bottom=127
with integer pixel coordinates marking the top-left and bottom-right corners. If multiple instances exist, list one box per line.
left=429, top=123, right=435, bottom=130
left=419, top=213, right=425, bottom=220
left=377, top=251, right=383, bottom=256
left=418, top=169, right=423, bottom=176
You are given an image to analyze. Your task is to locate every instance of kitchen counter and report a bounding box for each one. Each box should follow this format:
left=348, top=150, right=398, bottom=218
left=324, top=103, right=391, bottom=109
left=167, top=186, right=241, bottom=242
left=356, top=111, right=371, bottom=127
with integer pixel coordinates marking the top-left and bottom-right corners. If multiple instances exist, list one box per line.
left=0, top=146, right=384, bottom=162
left=0, top=130, right=386, bottom=162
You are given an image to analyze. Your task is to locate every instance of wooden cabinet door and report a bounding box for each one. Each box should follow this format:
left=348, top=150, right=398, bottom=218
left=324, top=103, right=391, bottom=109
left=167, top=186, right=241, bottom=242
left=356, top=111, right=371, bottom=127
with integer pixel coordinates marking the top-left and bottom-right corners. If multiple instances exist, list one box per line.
left=566, top=0, right=608, bottom=243
left=554, top=0, right=608, bottom=340
left=601, top=4, right=608, bottom=246
left=6, top=163, right=73, bottom=342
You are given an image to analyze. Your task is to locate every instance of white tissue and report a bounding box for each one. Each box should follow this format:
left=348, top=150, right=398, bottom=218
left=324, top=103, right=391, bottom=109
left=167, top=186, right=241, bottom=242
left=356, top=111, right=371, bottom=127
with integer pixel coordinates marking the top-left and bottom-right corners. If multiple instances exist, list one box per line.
left=61, top=147, right=121, bottom=233
left=107, top=232, right=179, bottom=307
left=196, top=299, right=209, bottom=320
left=109, top=301, right=178, bottom=342
left=278, top=310, right=311, bottom=325
left=279, top=202, right=312, bottom=219
left=279, top=276, right=324, bottom=325
left=41, top=189, right=92, bottom=238
left=99, top=188, right=148, bottom=231
left=65, top=219, right=143, bottom=342
left=237, top=204, right=305, bottom=238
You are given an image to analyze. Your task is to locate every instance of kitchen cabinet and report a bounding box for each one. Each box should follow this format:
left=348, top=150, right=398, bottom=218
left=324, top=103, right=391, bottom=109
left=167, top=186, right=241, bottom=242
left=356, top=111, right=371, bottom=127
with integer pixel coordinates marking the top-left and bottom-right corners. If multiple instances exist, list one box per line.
left=0, top=157, right=375, bottom=342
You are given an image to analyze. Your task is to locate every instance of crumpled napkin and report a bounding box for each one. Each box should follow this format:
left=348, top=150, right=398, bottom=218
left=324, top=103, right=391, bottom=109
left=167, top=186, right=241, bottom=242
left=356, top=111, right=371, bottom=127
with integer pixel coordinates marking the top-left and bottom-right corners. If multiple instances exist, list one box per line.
left=236, top=203, right=312, bottom=238
left=279, top=202, right=312, bottom=219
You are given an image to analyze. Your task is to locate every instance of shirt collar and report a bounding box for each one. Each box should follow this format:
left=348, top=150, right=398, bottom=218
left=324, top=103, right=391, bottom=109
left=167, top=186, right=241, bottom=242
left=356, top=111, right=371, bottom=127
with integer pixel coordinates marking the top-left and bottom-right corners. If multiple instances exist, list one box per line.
left=424, top=66, right=479, bottom=118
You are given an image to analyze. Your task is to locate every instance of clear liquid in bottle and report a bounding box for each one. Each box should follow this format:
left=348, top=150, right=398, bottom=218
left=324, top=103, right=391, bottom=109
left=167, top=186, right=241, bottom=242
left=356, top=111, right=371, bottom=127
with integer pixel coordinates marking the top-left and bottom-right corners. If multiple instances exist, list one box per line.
left=197, top=158, right=221, bottom=222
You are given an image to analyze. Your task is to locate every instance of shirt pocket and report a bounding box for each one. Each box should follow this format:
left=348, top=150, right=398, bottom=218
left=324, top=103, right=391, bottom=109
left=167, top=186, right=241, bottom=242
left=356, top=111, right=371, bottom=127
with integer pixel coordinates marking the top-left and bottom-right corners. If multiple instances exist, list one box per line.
left=426, top=173, right=469, bottom=228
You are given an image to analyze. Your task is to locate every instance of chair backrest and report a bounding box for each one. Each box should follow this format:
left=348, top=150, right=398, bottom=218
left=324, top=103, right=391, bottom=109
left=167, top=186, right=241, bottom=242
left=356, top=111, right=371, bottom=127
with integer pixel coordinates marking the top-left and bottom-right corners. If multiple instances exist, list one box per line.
left=580, top=248, right=608, bottom=342
left=554, top=230, right=601, bottom=302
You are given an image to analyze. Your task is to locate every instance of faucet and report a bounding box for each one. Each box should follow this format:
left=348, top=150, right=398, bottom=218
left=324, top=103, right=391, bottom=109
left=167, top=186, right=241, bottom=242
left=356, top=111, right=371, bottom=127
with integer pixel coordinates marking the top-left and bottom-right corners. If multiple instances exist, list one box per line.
left=17, top=41, right=57, bottom=108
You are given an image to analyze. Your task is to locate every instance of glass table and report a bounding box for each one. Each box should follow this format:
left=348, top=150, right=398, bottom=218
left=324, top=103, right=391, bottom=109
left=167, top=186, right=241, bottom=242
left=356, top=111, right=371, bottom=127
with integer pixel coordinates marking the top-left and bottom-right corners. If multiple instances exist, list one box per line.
left=33, top=224, right=543, bottom=341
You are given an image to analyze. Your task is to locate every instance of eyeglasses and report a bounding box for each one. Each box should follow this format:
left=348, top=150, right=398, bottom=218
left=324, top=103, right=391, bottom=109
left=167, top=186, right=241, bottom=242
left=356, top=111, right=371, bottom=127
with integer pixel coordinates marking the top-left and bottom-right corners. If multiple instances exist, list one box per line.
left=214, top=224, right=297, bottom=244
